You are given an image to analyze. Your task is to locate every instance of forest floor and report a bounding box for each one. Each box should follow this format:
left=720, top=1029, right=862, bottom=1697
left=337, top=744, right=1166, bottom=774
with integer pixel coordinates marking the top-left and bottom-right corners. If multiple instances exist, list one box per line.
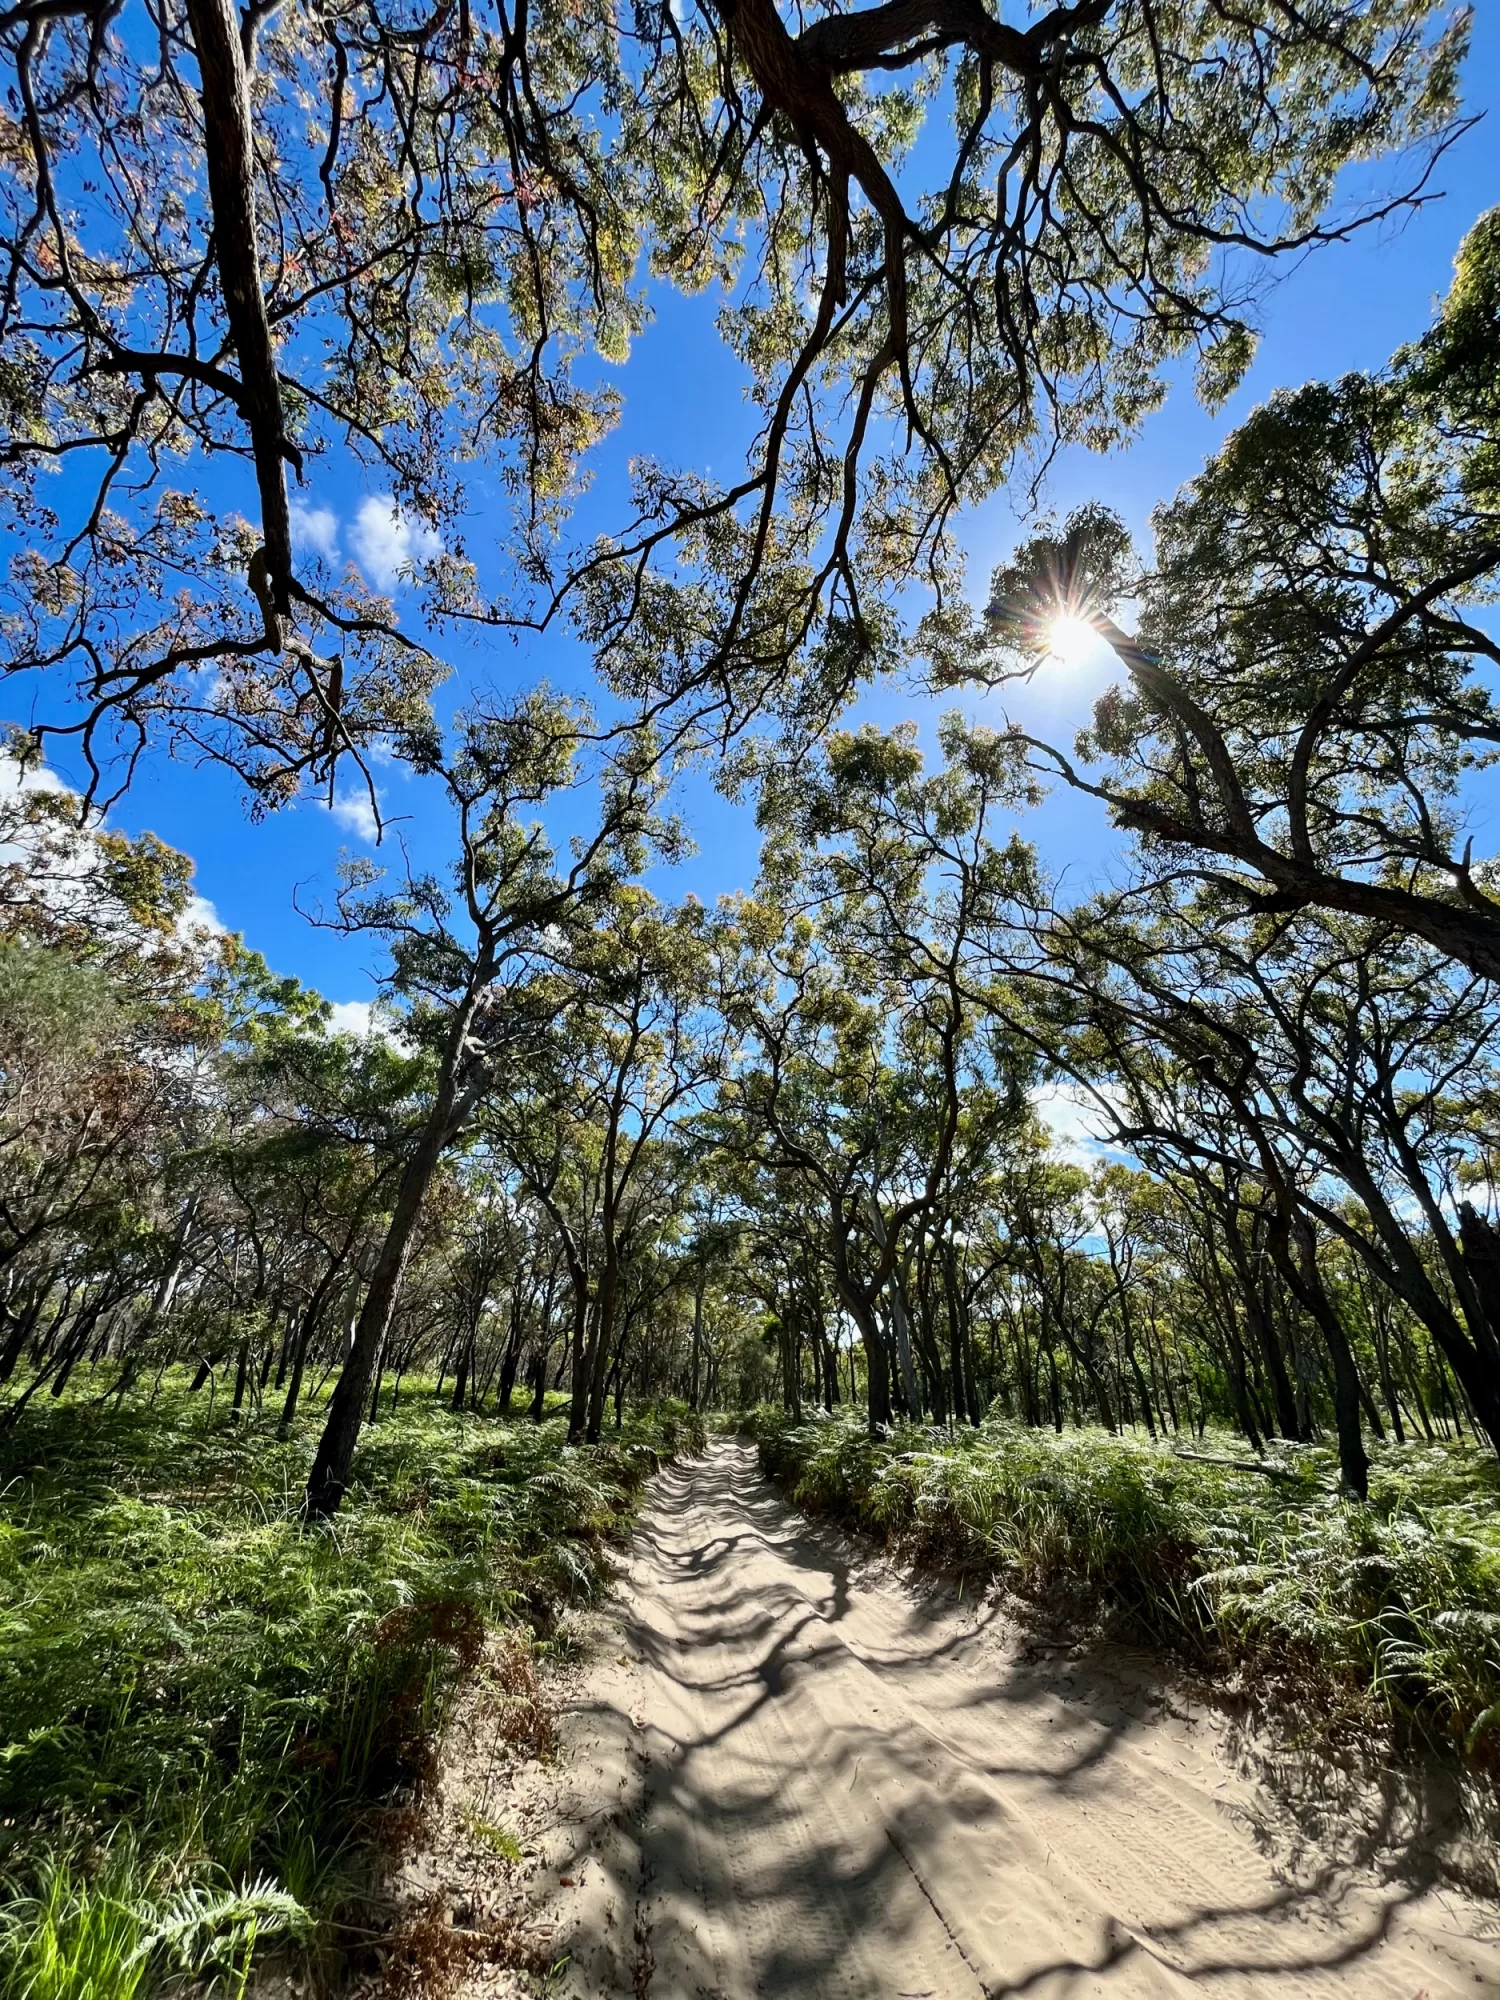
left=0, top=1385, right=702, bottom=1998
left=413, top=1436, right=1500, bottom=2000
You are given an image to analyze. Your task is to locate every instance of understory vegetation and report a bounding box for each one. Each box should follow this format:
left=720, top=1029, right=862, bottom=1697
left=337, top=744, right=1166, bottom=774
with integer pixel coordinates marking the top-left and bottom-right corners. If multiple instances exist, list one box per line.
left=0, top=1384, right=701, bottom=1997
left=2, top=0, right=1500, bottom=1984
left=749, top=1409, right=1500, bottom=1771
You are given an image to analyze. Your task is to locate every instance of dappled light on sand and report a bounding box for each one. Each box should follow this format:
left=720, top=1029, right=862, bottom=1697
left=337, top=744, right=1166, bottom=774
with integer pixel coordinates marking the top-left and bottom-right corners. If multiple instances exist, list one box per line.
left=541, top=1440, right=1499, bottom=1999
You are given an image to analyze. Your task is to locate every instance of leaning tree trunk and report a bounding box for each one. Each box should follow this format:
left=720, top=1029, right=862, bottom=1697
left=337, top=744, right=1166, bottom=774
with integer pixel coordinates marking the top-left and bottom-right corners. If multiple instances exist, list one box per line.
left=303, top=1051, right=474, bottom=1519
left=1274, top=1216, right=1368, bottom=1500
left=1455, top=1205, right=1500, bottom=1451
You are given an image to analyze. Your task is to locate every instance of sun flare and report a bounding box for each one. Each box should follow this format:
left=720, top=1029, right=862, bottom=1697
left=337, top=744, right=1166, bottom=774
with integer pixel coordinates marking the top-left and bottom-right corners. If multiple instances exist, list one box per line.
left=1043, top=613, right=1098, bottom=667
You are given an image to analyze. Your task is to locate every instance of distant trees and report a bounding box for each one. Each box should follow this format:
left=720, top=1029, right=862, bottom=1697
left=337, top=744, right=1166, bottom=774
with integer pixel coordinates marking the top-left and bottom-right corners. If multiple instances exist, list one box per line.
left=716, top=717, right=1038, bottom=1431
left=481, top=886, right=730, bottom=1444
left=3, top=656, right=1500, bottom=1505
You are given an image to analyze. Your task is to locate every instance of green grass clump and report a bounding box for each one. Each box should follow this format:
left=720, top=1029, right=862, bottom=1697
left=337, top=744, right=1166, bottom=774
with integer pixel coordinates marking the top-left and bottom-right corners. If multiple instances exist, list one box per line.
left=0, top=1383, right=703, bottom=1995
left=746, top=1408, right=1500, bottom=1766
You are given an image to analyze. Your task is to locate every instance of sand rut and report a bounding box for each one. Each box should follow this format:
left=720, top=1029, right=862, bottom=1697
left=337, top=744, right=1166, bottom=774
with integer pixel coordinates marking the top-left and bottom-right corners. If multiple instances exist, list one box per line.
left=543, top=1439, right=1499, bottom=1999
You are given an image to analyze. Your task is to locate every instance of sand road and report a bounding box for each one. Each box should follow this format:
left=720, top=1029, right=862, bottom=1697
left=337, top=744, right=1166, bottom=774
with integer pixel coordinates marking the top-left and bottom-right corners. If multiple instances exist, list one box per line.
left=534, top=1438, right=1499, bottom=2000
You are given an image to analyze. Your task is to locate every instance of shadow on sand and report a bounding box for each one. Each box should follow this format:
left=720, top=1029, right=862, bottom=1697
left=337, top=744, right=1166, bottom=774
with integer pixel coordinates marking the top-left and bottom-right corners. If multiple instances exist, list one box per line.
left=601, top=1442, right=1498, bottom=1998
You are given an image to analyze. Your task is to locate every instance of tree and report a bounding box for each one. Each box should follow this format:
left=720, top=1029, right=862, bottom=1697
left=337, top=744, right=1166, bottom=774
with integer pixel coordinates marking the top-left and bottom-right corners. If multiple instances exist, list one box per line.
left=958, top=206, right=1500, bottom=981
left=208, top=1015, right=421, bottom=1430
left=547, top=0, right=1477, bottom=739
left=722, top=718, right=1035, bottom=1429
left=1, top=0, right=1469, bottom=791
left=1014, top=866, right=1500, bottom=1484
left=301, top=696, right=670, bottom=1516
left=484, top=887, right=729, bottom=1442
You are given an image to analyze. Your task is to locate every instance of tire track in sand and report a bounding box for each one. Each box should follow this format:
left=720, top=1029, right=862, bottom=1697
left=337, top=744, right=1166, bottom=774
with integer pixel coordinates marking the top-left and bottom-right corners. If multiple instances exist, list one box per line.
left=561, top=1438, right=1500, bottom=2000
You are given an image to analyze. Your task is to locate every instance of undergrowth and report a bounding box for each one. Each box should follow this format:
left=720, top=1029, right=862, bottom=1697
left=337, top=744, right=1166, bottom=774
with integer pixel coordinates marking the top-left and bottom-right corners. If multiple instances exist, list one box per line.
left=746, top=1407, right=1500, bottom=1771
left=0, top=1381, right=703, bottom=1996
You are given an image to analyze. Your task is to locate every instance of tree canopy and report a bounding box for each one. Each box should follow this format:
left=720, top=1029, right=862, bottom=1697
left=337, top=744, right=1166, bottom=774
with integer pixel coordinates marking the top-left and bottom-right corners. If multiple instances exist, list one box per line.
left=0, top=0, right=1497, bottom=1524
left=1, top=0, right=1473, bottom=795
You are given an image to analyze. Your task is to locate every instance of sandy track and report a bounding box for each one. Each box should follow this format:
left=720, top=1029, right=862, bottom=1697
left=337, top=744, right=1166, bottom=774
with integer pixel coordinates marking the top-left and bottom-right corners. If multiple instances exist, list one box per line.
left=531, top=1438, right=1500, bottom=1999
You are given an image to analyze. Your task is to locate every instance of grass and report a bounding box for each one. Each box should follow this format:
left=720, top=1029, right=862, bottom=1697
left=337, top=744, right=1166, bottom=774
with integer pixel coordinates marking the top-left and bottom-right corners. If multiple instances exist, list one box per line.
left=746, top=1407, right=1500, bottom=1771
left=0, top=1380, right=703, bottom=1997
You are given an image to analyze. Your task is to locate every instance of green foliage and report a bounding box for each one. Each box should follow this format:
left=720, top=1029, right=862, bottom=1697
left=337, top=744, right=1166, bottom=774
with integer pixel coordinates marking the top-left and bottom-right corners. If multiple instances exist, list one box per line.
left=747, top=1408, right=1500, bottom=1766
left=0, top=1846, right=152, bottom=2000
left=460, top=1812, right=523, bottom=1863
left=0, top=1384, right=699, bottom=1994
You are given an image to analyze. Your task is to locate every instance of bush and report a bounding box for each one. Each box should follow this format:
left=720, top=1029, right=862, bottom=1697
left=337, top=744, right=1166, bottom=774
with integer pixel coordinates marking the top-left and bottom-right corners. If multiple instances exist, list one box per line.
left=0, top=1383, right=697, bottom=1994
left=745, top=1407, right=1500, bottom=1767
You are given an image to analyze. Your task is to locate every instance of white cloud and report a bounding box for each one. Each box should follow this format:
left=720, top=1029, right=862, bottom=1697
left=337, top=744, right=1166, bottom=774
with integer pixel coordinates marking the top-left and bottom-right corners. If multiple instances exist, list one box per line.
left=326, top=998, right=374, bottom=1037
left=0, top=749, right=71, bottom=807
left=0, top=749, right=224, bottom=949
left=324, top=996, right=411, bottom=1051
left=1030, top=1081, right=1128, bottom=1168
left=349, top=496, right=440, bottom=590
left=179, top=891, right=224, bottom=941
left=0, top=754, right=84, bottom=896
left=290, top=499, right=340, bottom=563
left=325, top=788, right=380, bottom=842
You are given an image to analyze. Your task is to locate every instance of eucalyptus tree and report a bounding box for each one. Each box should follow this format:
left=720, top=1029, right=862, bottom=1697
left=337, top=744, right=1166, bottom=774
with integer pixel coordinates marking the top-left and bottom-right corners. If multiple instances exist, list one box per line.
left=482, top=885, right=729, bottom=1441
left=721, top=900, right=930, bottom=1428
left=301, top=696, right=670, bottom=1517
left=953, top=205, right=1500, bottom=981
left=1, top=0, right=1469, bottom=791
left=434, top=1172, right=523, bottom=1412
left=722, top=717, right=1036, bottom=1428
left=729, top=1189, right=839, bottom=1417
left=1176, top=907, right=1500, bottom=1457
left=0, top=777, right=373, bottom=1412
left=208, top=1019, right=428, bottom=1429
left=0, top=940, right=188, bottom=1411
left=0, top=775, right=218, bottom=1395
left=1020, top=869, right=1500, bottom=1486
left=987, top=1139, right=1127, bottom=1429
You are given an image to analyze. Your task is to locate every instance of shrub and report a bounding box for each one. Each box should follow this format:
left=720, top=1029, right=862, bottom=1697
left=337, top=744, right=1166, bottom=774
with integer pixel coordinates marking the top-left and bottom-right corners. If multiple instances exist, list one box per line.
left=0, top=1383, right=696, bottom=1994
left=745, top=1407, right=1500, bottom=1765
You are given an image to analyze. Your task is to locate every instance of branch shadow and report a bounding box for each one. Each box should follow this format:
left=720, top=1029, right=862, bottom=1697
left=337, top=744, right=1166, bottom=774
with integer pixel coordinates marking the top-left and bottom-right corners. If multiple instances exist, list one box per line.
left=598, top=1439, right=1499, bottom=1997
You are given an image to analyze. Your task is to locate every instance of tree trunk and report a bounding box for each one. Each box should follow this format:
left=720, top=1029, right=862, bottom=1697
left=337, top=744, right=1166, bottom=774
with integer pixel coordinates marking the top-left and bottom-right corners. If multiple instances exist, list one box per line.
left=450, top=1328, right=473, bottom=1412
left=585, top=1275, right=617, bottom=1444
left=183, top=0, right=296, bottom=616
left=941, top=1242, right=969, bottom=1426
left=368, top=1334, right=388, bottom=1422
left=1275, top=1217, right=1368, bottom=1500
left=688, top=1272, right=705, bottom=1412
left=1247, top=1285, right=1301, bottom=1441
left=304, top=1047, right=475, bottom=1518
left=844, top=1289, right=890, bottom=1434
left=230, top=1337, right=250, bottom=1419
left=497, top=1319, right=523, bottom=1413
left=568, top=1290, right=597, bottom=1444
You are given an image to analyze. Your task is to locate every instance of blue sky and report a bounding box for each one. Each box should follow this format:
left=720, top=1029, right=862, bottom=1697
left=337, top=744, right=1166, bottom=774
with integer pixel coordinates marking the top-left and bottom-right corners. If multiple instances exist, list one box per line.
left=25, top=14, right=1500, bottom=1022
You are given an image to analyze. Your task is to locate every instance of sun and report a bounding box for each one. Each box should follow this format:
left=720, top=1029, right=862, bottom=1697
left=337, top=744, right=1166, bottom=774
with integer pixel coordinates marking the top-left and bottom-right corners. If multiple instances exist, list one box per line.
left=1043, top=613, right=1098, bottom=667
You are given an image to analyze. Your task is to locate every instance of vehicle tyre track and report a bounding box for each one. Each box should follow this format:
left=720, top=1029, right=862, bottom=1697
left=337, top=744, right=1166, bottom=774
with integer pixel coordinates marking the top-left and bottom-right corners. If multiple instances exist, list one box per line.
left=557, top=1439, right=1500, bottom=2000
